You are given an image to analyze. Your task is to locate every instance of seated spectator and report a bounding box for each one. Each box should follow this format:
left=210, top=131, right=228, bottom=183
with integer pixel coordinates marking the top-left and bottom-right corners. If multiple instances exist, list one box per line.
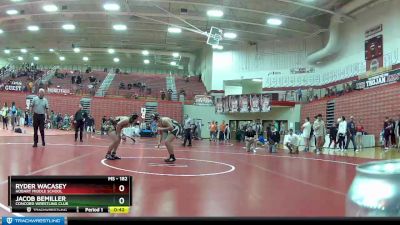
left=167, top=89, right=173, bottom=100
left=119, top=82, right=126, bottom=90
left=127, top=83, right=132, bottom=90
left=160, top=90, right=166, bottom=100
left=76, top=75, right=82, bottom=84
left=62, top=114, right=71, bottom=130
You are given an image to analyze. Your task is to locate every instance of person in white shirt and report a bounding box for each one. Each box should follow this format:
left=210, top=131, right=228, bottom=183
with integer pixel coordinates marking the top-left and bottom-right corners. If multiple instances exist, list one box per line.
left=301, top=117, right=311, bottom=152
left=337, top=116, right=348, bottom=151
left=285, top=129, right=299, bottom=154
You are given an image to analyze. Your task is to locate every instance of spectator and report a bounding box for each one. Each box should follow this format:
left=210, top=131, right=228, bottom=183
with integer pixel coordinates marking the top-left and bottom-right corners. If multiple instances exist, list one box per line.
left=313, top=114, right=325, bottom=155
left=296, top=88, right=302, bottom=102
left=245, top=126, right=256, bottom=153
left=167, top=89, right=173, bottom=101
left=160, top=90, right=166, bottom=100
left=383, top=117, right=393, bottom=151
left=301, top=117, right=312, bottom=152
left=269, top=126, right=280, bottom=153
left=355, top=119, right=364, bottom=150
left=2, top=103, right=9, bottom=130
left=337, top=116, right=347, bottom=151
left=345, top=116, right=357, bottom=152
left=389, top=118, right=396, bottom=148
left=285, top=129, right=299, bottom=154
left=328, top=123, right=338, bottom=149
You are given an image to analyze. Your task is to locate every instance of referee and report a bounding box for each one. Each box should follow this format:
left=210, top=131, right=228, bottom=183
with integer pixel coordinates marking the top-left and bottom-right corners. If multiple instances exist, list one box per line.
left=31, top=88, right=50, bottom=148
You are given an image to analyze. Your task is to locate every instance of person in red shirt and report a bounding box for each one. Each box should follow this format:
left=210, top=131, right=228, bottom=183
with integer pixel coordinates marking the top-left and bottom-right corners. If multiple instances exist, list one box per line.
left=355, top=120, right=364, bottom=150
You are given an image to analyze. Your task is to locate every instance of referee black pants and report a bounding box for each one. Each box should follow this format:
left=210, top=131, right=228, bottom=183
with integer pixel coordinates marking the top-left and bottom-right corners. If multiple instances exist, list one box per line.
left=75, top=120, right=84, bottom=141
left=33, top=113, right=45, bottom=145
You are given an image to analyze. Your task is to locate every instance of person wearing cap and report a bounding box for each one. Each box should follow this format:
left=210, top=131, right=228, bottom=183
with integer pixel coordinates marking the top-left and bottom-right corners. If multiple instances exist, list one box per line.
left=105, top=113, right=139, bottom=160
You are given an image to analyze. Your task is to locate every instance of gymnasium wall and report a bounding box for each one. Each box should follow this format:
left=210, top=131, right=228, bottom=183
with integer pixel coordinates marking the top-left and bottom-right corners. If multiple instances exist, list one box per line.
left=301, top=82, right=400, bottom=144
left=203, top=0, right=400, bottom=90
left=183, top=104, right=301, bottom=138
left=0, top=92, right=183, bottom=129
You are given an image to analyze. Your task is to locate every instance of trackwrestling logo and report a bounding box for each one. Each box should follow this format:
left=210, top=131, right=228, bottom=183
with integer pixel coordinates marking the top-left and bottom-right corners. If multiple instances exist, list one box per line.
left=2, top=217, right=64, bottom=225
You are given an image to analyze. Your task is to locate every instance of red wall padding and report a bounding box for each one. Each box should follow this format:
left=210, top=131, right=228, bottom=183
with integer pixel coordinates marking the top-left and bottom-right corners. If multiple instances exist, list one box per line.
left=301, top=82, right=400, bottom=144
left=0, top=92, right=183, bottom=129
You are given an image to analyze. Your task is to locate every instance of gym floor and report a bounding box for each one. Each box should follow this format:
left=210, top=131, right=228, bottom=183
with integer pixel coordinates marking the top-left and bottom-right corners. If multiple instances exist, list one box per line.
left=0, top=128, right=395, bottom=217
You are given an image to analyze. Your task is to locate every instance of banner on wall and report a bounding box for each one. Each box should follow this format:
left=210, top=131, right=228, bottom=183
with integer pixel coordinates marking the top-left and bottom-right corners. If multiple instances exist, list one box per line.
left=365, top=34, right=383, bottom=72
left=47, top=88, right=71, bottom=94
left=194, top=95, right=214, bottom=106
left=355, top=69, right=400, bottom=90
left=216, top=94, right=271, bottom=113
left=4, top=81, right=23, bottom=92
left=215, top=96, right=223, bottom=113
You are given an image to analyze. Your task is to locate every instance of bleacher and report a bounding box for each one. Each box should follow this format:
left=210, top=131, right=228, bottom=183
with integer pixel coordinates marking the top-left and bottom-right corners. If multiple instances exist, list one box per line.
left=174, top=75, right=206, bottom=99
left=106, top=73, right=168, bottom=99
left=48, top=70, right=108, bottom=95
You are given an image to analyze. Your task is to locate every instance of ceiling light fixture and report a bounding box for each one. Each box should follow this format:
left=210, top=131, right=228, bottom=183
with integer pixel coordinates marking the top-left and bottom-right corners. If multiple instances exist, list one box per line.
left=73, top=47, right=80, bottom=53
left=142, top=50, right=149, bottom=56
left=113, top=57, right=120, bottom=62
left=33, top=56, right=39, bottom=61
left=267, top=18, right=282, bottom=26
left=49, top=48, right=54, bottom=52
left=17, top=56, right=23, bottom=61
left=6, top=9, right=19, bottom=15
left=172, top=52, right=180, bottom=58
left=0, top=29, right=4, bottom=34
left=144, top=59, right=150, bottom=64
left=168, top=27, right=182, bottom=33
left=223, top=32, right=237, bottom=39
left=252, top=79, right=262, bottom=82
left=27, top=25, right=39, bottom=31
left=108, top=48, right=115, bottom=54
left=207, top=9, right=223, bottom=18
left=170, top=61, right=177, bottom=66
left=62, top=24, right=75, bottom=30
left=103, top=3, right=120, bottom=11
left=83, top=57, right=89, bottom=61
left=212, top=45, right=223, bottom=50
left=42, top=4, right=58, bottom=12
left=113, top=24, right=127, bottom=31
left=59, top=56, right=65, bottom=61
left=4, top=49, right=10, bottom=54
left=20, top=49, right=27, bottom=53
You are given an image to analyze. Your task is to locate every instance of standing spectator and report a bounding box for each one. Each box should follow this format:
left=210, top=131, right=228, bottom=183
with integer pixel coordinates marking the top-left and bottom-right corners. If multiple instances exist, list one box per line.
left=285, top=129, right=299, bottom=154
left=73, top=104, right=87, bottom=142
left=167, top=89, right=173, bottom=101
left=86, top=115, right=94, bottom=133
left=182, top=114, right=193, bottom=147
left=355, top=120, right=364, bottom=150
left=10, top=102, right=17, bottom=131
left=328, top=123, right=338, bottom=149
left=390, top=118, right=396, bottom=148
left=16, top=107, right=22, bottom=127
left=313, top=114, right=325, bottom=155
left=345, top=116, right=357, bottom=152
left=296, top=88, right=302, bottom=102
left=209, top=121, right=217, bottom=142
left=383, top=117, right=392, bottom=151
left=160, top=90, right=166, bottom=100
left=2, top=103, right=9, bottom=130
left=224, top=123, right=230, bottom=143
left=219, top=121, right=226, bottom=142
left=31, top=88, right=50, bottom=147
left=396, top=115, right=400, bottom=148
left=337, top=117, right=347, bottom=151
left=301, top=117, right=312, bottom=152
left=245, top=126, right=256, bottom=153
